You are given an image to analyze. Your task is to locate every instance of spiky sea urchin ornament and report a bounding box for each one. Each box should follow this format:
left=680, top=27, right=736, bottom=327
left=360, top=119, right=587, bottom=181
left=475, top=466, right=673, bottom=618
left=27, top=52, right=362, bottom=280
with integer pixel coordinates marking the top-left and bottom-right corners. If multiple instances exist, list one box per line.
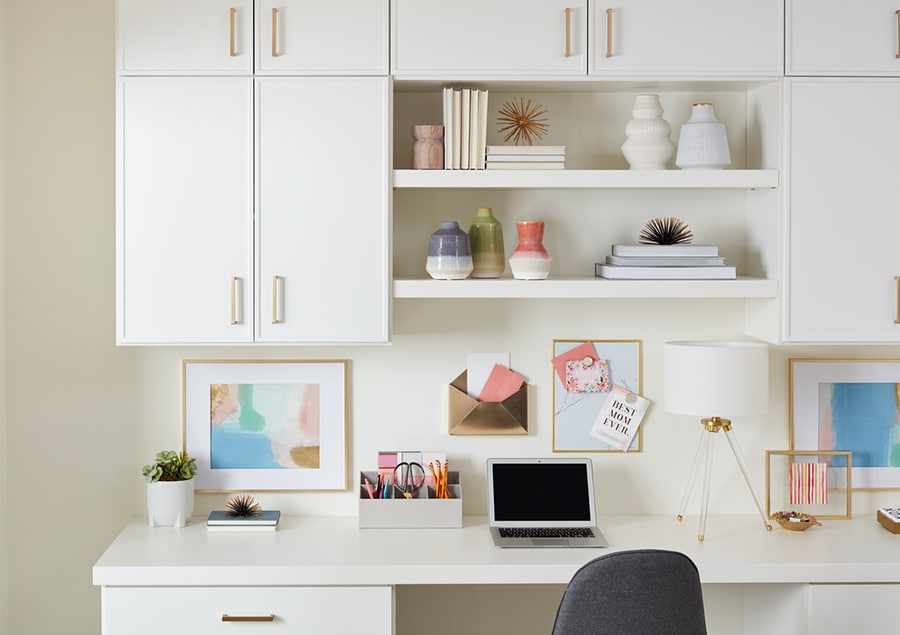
left=497, top=96, right=549, bottom=145
left=639, top=217, right=694, bottom=245
left=225, top=494, right=262, bottom=517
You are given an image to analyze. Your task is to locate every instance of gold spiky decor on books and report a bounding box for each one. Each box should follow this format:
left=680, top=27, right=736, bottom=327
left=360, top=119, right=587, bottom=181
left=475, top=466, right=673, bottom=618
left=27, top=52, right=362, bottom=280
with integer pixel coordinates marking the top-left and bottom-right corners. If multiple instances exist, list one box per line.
left=639, top=217, right=694, bottom=245
left=225, top=493, right=262, bottom=517
left=497, top=96, right=549, bottom=145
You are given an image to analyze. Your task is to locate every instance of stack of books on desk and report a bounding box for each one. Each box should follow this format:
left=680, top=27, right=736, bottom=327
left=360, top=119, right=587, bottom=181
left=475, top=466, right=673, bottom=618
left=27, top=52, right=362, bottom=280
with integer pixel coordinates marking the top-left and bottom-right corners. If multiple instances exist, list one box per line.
left=206, top=510, right=281, bottom=532
left=485, top=145, right=565, bottom=170
left=594, top=244, right=736, bottom=279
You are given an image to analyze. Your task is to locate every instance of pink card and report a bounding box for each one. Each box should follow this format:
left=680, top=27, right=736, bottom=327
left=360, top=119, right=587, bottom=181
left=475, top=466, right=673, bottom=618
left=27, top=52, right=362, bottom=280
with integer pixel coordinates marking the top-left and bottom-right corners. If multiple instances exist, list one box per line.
left=478, top=364, right=525, bottom=403
left=551, top=341, right=598, bottom=385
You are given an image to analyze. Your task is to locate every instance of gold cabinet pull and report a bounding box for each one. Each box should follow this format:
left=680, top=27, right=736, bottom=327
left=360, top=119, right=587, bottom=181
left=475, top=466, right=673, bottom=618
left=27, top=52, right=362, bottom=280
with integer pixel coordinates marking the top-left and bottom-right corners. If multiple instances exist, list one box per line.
left=895, top=276, right=900, bottom=323
left=271, top=275, right=280, bottom=324
left=896, top=10, right=900, bottom=58
left=229, top=8, right=237, bottom=57
left=230, top=276, right=240, bottom=325
left=564, top=8, right=572, bottom=57
left=271, top=7, right=279, bottom=57
left=606, top=8, right=613, bottom=58
left=222, top=614, right=275, bottom=622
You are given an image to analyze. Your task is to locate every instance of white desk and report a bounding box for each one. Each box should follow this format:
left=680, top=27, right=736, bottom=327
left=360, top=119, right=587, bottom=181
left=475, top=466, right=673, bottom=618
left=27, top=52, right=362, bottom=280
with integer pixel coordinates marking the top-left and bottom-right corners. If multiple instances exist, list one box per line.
left=93, top=514, right=900, bottom=634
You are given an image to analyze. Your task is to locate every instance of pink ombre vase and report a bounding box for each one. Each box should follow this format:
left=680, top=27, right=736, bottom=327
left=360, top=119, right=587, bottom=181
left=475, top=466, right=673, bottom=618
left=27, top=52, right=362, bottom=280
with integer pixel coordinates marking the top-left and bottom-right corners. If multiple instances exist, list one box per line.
left=508, top=221, right=552, bottom=280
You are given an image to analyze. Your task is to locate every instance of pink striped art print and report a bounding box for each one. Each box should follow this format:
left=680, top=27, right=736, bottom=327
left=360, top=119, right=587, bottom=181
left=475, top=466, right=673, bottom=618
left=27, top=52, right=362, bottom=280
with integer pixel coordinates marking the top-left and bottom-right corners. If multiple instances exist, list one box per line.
left=789, top=462, right=829, bottom=505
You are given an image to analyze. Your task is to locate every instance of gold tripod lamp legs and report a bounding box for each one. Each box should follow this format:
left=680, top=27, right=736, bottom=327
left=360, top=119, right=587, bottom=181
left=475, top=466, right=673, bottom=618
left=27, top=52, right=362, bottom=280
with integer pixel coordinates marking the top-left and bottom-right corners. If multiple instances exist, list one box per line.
left=677, top=417, right=773, bottom=541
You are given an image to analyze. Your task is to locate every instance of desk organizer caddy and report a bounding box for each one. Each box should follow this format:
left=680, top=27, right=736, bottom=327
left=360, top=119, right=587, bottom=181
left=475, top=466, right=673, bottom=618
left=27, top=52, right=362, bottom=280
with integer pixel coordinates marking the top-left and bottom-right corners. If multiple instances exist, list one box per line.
left=358, top=470, right=462, bottom=528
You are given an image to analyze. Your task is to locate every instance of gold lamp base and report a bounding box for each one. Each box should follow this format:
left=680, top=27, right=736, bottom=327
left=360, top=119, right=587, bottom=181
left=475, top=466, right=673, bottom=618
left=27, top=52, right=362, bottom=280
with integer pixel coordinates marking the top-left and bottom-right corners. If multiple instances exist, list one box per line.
left=677, top=417, right=772, bottom=541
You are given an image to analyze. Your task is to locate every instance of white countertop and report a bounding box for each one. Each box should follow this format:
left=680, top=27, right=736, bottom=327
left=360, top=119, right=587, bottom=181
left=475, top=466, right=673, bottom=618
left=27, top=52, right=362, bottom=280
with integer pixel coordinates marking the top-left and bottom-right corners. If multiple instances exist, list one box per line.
left=93, top=514, right=900, bottom=587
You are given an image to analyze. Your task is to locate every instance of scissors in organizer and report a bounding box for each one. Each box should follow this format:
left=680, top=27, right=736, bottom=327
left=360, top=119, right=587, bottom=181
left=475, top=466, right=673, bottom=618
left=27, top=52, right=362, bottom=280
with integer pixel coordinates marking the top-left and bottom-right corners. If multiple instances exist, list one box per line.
left=392, top=462, right=426, bottom=499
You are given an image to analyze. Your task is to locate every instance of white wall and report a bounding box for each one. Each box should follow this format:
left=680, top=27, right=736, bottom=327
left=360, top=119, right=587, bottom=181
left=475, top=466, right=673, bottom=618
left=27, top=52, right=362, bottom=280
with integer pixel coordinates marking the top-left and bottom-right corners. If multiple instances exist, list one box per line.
left=4, top=2, right=900, bottom=634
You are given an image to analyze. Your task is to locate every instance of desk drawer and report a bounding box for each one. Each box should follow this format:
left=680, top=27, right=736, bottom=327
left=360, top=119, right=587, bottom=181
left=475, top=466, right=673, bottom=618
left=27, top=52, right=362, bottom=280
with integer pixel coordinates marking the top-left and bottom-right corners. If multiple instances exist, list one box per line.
left=102, top=586, right=393, bottom=634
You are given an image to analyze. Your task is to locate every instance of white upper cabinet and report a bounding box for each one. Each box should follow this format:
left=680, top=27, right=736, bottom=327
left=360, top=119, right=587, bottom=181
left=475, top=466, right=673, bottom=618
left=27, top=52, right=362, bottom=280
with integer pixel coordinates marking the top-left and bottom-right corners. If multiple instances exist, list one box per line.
left=117, top=0, right=253, bottom=74
left=117, top=78, right=254, bottom=344
left=785, top=79, right=900, bottom=342
left=787, top=0, right=900, bottom=76
left=589, top=0, right=782, bottom=76
left=392, top=0, right=587, bottom=76
left=255, top=1, right=388, bottom=75
left=255, top=77, right=390, bottom=343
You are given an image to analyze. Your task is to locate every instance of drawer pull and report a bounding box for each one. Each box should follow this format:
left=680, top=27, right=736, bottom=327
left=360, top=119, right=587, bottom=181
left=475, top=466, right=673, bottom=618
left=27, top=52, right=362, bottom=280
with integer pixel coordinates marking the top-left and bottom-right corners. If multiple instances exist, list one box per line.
left=271, top=275, right=281, bottom=324
left=896, top=10, right=900, bottom=59
left=605, top=8, right=614, bottom=58
left=222, top=614, right=276, bottom=622
left=230, top=276, right=241, bottom=325
left=895, top=276, right=900, bottom=324
left=271, top=8, right=279, bottom=57
left=229, top=8, right=237, bottom=57
left=564, top=8, right=572, bottom=57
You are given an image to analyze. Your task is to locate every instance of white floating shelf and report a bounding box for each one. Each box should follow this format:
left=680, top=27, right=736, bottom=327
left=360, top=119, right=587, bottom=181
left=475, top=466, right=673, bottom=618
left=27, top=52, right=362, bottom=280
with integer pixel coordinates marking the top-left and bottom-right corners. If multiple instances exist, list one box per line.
left=393, top=169, right=778, bottom=190
left=393, top=276, right=778, bottom=299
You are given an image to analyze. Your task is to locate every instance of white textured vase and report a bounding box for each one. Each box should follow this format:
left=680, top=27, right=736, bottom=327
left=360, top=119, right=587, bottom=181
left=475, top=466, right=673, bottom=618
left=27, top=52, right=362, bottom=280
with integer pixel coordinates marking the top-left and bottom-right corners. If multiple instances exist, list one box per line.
left=676, top=103, right=731, bottom=170
left=146, top=479, right=194, bottom=528
left=621, top=94, right=675, bottom=170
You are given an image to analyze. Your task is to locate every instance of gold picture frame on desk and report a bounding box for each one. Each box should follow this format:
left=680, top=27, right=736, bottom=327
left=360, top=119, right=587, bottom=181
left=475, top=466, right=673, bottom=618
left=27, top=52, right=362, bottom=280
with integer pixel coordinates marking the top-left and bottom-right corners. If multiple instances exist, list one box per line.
left=183, top=360, right=348, bottom=492
left=765, top=450, right=852, bottom=520
left=552, top=339, right=642, bottom=452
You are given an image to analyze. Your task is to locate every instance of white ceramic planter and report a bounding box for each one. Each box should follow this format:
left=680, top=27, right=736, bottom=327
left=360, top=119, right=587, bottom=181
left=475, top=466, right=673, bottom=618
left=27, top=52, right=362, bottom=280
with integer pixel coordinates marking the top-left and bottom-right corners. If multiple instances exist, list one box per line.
left=146, top=479, right=195, bottom=528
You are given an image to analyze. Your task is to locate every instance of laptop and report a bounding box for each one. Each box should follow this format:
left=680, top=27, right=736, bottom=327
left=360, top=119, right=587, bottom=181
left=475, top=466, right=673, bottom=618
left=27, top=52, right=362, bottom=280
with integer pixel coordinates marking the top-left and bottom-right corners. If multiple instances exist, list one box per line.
left=487, top=457, right=608, bottom=548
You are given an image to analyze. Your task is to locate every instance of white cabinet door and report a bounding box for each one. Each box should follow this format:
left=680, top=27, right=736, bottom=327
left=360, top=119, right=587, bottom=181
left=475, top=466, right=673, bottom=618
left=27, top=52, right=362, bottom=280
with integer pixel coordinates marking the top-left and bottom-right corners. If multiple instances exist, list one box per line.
left=256, top=77, right=390, bottom=343
left=787, top=0, right=900, bottom=76
left=255, top=0, right=388, bottom=75
left=103, top=586, right=393, bottom=634
left=117, top=0, right=253, bottom=74
left=117, top=78, right=253, bottom=344
left=807, top=584, right=900, bottom=632
left=392, top=0, right=586, bottom=76
left=786, top=79, right=900, bottom=342
left=589, top=0, right=782, bottom=76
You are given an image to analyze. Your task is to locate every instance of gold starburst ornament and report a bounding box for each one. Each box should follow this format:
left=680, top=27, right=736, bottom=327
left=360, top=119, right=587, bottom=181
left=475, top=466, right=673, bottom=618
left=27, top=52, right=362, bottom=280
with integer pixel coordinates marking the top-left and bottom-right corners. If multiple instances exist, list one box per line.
left=497, top=96, right=549, bottom=145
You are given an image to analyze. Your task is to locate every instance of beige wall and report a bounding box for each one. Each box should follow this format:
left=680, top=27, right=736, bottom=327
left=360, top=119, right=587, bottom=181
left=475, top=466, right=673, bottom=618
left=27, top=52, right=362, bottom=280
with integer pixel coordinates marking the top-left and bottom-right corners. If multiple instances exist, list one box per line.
left=3, top=1, right=900, bottom=634
left=0, top=0, right=8, bottom=632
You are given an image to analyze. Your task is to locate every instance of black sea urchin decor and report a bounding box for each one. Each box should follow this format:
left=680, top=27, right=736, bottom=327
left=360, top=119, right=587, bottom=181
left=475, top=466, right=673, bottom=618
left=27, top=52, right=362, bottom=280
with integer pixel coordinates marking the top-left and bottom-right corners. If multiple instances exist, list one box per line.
left=225, top=493, right=262, bottom=517
left=639, top=217, right=694, bottom=245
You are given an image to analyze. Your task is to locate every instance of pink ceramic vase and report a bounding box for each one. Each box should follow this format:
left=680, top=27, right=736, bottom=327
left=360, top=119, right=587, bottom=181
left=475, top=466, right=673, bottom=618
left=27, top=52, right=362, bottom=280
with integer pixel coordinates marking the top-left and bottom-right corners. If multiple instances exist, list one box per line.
left=508, top=221, right=552, bottom=280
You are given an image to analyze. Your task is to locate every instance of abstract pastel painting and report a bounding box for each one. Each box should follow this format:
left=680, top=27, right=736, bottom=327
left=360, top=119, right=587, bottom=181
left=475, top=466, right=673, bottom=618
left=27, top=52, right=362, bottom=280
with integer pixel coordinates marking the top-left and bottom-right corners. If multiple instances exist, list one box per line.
left=791, top=359, right=900, bottom=489
left=184, top=360, right=347, bottom=491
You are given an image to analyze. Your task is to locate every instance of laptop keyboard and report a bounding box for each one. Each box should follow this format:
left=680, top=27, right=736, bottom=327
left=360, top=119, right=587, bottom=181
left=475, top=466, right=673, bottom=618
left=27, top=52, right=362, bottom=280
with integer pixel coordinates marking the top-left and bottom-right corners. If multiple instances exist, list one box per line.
left=498, top=527, right=595, bottom=539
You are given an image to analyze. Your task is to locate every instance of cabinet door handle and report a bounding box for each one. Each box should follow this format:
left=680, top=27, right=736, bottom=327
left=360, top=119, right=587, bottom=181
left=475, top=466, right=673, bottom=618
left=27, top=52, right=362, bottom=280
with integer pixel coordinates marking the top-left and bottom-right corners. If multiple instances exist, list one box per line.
left=896, top=10, right=900, bottom=59
left=564, top=8, right=572, bottom=57
left=230, top=276, right=241, bottom=325
left=271, top=7, right=279, bottom=57
left=221, top=614, right=276, bottom=622
left=606, top=8, right=614, bottom=58
left=895, top=276, right=900, bottom=324
left=272, top=275, right=281, bottom=324
left=229, top=8, right=237, bottom=57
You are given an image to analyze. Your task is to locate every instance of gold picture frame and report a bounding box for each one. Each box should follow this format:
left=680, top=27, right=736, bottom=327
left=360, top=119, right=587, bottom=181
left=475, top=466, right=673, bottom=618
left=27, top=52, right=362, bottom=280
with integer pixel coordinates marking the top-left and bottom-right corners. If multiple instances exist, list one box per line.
left=765, top=450, right=852, bottom=520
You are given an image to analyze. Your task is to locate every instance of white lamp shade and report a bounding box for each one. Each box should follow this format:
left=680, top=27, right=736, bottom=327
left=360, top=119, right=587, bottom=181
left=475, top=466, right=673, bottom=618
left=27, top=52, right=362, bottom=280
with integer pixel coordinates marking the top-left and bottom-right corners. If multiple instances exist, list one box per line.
left=664, top=340, right=768, bottom=418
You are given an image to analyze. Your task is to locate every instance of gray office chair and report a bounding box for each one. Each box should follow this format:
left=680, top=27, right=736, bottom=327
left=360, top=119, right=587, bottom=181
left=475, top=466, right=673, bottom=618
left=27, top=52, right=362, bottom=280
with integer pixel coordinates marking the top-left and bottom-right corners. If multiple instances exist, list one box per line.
left=551, top=549, right=707, bottom=635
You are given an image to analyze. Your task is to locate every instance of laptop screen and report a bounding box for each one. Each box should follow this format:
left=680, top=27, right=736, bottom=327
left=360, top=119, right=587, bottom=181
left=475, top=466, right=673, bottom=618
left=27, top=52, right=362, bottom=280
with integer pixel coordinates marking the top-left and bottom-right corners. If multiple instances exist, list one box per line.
left=488, top=458, right=596, bottom=526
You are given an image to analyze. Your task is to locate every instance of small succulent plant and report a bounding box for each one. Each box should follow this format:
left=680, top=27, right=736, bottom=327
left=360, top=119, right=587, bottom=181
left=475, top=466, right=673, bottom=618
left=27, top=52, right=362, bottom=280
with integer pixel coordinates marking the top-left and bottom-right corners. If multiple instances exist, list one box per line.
left=142, top=450, right=197, bottom=483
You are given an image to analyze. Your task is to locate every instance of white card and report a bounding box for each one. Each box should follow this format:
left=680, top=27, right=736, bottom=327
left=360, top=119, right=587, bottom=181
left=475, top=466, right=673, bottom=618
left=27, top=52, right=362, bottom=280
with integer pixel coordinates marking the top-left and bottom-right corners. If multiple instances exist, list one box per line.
left=466, top=352, right=510, bottom=399
left=590, top=385, right=651, bottom=452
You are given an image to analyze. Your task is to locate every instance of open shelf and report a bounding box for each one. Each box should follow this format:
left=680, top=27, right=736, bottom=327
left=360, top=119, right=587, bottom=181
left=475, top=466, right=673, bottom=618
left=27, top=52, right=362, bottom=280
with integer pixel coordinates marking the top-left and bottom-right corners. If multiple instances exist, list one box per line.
left=393, top=275, right=778, bottom=299
left=393, top=169, right=778, bottom=189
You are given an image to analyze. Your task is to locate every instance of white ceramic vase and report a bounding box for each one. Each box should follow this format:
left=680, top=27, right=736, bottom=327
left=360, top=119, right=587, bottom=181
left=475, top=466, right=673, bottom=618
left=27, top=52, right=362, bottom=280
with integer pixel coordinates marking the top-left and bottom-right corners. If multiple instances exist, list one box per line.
left=146, top=479, right=195, bottom=528
left=676, top=103, right=731, bottom=170
left=621, top=94, right=675, bottom=170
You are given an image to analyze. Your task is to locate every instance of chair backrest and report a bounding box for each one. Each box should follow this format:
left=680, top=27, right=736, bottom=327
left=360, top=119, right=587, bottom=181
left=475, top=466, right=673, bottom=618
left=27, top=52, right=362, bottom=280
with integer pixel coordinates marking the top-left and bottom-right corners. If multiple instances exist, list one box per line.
left=551, top=549, right=707, bottom=635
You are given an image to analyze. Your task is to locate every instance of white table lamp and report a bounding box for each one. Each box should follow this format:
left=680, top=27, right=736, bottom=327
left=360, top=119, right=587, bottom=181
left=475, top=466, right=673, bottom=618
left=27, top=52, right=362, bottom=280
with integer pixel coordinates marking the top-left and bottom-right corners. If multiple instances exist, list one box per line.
left=665, top=340, right=772, bottom=541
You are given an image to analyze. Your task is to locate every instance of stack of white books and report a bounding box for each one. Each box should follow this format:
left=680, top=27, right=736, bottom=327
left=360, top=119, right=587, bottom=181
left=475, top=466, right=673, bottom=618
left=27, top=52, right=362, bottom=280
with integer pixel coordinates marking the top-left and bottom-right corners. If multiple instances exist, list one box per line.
left=206, top=509, right=281, bottom=532
left=442, top=87, right=489, bottom=170
left=485, top=145, right=566, bottom=170
left=594, top=244, right=736, bottom=279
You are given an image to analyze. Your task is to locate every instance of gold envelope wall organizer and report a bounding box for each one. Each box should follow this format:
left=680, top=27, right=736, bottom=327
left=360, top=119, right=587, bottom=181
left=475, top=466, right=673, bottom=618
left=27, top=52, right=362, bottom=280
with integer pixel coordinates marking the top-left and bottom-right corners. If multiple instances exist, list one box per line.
left=448, top=371, right=528, bottom=435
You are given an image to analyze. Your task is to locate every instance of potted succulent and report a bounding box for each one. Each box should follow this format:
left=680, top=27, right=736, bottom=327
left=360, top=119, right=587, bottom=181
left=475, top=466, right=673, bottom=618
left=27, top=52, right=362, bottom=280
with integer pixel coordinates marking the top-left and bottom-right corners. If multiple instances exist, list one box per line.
left=142, top=450, right=197, bottom=528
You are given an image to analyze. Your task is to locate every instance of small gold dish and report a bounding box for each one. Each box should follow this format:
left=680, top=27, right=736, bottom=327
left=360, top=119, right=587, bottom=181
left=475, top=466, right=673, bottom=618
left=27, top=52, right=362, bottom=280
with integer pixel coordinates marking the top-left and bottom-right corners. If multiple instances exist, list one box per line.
left=772, top=511, right=822, bottom=531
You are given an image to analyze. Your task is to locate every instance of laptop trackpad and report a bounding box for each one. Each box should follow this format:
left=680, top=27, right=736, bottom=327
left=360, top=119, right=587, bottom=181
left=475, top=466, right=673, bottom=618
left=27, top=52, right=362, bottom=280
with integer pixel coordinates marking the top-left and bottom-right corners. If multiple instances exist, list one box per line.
left=532, top=538, right=569, bottom=546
